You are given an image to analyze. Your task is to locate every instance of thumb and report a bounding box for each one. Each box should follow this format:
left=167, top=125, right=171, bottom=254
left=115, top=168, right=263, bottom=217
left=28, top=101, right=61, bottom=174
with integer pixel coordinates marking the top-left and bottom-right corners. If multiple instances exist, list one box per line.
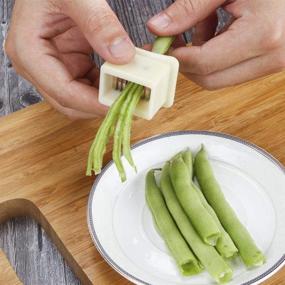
left=147, top=0, right=225, bottom=36
left=64, top=0, right=135, bottom=64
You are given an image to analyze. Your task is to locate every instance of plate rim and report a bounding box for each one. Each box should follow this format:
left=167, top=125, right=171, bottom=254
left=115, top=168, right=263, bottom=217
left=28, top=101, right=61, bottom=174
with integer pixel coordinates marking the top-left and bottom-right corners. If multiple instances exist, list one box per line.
left=87, top=130, right=285, bottom=285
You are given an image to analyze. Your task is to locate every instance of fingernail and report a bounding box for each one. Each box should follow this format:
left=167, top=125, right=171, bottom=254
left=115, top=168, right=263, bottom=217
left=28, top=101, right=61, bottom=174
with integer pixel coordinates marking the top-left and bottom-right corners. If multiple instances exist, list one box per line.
left=109, top=37, right=134, bottom=59
left=149, top=13, right=171, bottom=29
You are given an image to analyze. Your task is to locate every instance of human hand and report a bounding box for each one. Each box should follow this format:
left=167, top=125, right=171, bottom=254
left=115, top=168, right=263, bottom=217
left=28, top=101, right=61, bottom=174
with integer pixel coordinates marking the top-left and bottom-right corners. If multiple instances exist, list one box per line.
left=148, top=0, right=285, bottom=90
left=5, top=0, right=135, bottom=119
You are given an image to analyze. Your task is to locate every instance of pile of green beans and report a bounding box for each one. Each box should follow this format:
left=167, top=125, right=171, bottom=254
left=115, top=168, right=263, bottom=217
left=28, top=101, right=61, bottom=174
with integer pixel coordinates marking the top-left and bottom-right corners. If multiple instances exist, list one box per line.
left=194, top=145, right=266, bottom=267
left=86, top=36, right=175, bottom=181
left=181, top=149, right=238, bottom=258
left=145, top=146, right=265, bottom=284
left=146, top=170, right=203, bottom=276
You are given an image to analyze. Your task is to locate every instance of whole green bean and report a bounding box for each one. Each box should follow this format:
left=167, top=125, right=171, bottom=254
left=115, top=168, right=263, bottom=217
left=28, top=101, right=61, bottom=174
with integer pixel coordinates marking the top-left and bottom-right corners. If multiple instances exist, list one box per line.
left=194, top=145, right=265, bottom=267
left=181, top=149, right=238, bottom=258
left=151, top=36, right=175, bottom=54
left=160, top=163, right=233, bottom=284
left=182, top=149, right=194, bottom=178
left=145, top=170, right=202, bottom=276
left=192, top=183, right=238, bottom=258
left=170, top=155, right=221, bottom=246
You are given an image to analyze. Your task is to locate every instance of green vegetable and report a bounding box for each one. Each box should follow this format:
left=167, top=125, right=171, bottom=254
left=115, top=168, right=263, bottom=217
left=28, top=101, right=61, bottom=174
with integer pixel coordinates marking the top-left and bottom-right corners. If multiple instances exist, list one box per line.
left=122, top=85, right=143, bottom=171
left=169, top=155, right=221, bottom=246
left=193, top=183, right=238, bottom=258
left=194, top=145, right=265, bottom=267
left=145, top=169, right=202, bottom=276
left=160, top=163, right=233, bottom=283
left=181, top=149, right=238, bottom=258
left=152, top=36, right=175, bottom=54
left=113, top=85, right=143, bottom=181
left=87, top=36, right=175, bottom=179
left=181, top=149, right=194, bottom=178
left=86, top=82, right=134, bottom=175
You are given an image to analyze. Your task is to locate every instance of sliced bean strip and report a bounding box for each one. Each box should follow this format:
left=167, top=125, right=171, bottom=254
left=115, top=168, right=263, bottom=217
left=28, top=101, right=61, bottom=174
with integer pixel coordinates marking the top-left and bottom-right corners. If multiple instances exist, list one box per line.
left=86, top=83, right=134, bottom=175
left=160, top=163, right=233, bottom=284
left=145, top=170, right=202, bottom=276
left=122, top=86, right=143, bottom=170
left=194, top=145, right=265, bottom=267
left=113, top=85, right=141, bottom=181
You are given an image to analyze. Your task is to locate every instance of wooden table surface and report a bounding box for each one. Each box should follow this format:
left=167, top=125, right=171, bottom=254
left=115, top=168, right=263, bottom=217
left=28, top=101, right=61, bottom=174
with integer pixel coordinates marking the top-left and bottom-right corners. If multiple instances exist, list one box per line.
left=0, top=0, right=173, bottom=284
left=1, top=72, right=285, bottom=285
left=1, top=1, right=285, bottom=285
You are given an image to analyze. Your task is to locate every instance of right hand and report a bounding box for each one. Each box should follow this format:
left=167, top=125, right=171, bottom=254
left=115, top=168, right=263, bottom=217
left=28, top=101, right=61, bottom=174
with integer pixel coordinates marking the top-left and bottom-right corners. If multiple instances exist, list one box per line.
left=5, top=0, right=135, bottom=119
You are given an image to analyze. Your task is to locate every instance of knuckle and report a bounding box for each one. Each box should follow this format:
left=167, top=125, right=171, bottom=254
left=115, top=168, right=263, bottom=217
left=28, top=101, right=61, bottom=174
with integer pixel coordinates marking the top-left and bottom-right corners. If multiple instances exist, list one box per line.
left=199, top=76, right=217, bottom=90
left=52, top=92, right=71, bottom=109
left=4, top=36, right=16, bottom=59
left=261, top=21, right=283, bottom=51
left=174, top=0, right=199, bottom=16
left=65, top=112, right=79, bottom=121
left=276, top=53, right=285, bottom=69
left=84, top=11, right=116, bottom=35
left=60, top=107, right=78, bottom=120
left=197, top=62, right=213, bottom=75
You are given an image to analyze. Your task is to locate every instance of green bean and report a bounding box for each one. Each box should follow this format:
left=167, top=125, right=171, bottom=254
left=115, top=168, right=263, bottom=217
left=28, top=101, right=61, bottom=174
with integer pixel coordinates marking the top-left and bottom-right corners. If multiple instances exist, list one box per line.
left=152, top=36, right=175, bottom=54
left=194, top=145, right=265, bottom=267
left=181, top=149, right=238, bottom=258
left=182, top=149, right=194, bottom=178
left=145, top=170, right=202, bottom=276
left=113, top=85, right=139, bottom=181
left=160, top=163, right=233, bottom=283
left=193, top=183, right=238, bottom=258
left=169, top=155, right=221, bottom=246
left=122, top=86, right=143, bottom=171
left=87, top=36, right=176, bottom=178
left=86, top=82, right=134, bottom=175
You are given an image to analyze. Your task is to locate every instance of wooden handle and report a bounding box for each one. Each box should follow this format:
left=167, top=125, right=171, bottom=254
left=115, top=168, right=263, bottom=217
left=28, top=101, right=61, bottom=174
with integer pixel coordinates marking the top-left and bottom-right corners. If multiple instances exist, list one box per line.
left=0, top=250, right=22, bottom=285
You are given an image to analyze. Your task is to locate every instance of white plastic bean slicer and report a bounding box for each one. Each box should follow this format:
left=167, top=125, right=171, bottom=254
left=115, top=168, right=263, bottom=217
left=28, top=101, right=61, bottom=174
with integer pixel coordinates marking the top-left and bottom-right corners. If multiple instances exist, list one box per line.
left=99, top=48, right=179, bottom=120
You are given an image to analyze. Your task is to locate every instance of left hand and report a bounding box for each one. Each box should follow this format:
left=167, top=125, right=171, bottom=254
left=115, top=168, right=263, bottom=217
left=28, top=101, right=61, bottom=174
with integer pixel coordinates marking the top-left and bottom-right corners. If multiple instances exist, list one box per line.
left=147, top=0, right=285, bottom=90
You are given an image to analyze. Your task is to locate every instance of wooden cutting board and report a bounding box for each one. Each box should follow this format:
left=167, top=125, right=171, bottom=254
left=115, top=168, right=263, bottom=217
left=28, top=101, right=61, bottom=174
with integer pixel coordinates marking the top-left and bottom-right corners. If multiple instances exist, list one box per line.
left=0, top=74, right=284, bottom=285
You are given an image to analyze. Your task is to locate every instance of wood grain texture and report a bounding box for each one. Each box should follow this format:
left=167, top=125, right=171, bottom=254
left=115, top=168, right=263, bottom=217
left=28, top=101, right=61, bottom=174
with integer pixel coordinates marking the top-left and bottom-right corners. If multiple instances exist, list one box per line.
left=1, top=1, right=285, bottom=285
left=0, top=216, right=80, bottom=285
left=0, top=0, right=42, bottom=118
left=0, top=250, right=22, bottom=285
left=0, top=0, right=175, bottom=284
left=0, top=71, right=285, bottom=285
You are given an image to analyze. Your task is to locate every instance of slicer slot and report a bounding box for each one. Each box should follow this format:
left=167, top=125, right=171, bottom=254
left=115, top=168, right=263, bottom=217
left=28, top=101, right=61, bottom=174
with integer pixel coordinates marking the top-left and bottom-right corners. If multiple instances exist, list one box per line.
left=113, top=77, right=151, bottom=100
left=99, top=48, right=179, bottom=120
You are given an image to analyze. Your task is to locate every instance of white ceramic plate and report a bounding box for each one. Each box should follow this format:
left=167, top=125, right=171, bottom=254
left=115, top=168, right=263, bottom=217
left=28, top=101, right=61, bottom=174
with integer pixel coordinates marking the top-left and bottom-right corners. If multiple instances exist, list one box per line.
left=88, top=131, right=285, bottom=285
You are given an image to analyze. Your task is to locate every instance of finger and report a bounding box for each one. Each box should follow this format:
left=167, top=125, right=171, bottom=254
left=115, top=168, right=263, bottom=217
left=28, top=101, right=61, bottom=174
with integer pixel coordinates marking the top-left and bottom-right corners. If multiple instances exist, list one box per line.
left=43, top=92, right=99, bottom=120
left=52, top=26, right=93, bottom=54
left=9, top=59, right=99, bottom=119
left=147, top=0, right=225, bottom=36
left=192, top=12, right=218, bottom=46
left=63, top=0, right=135, bottom=64
left=86, top=66, right=100, bottom=88
left=60, top=52, right=93, bottom=79
left=171, top=18, right=267, bottom=75
left=185, top=52, right=285, bottom=90
left=21, top=42, right=107, bottom=115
